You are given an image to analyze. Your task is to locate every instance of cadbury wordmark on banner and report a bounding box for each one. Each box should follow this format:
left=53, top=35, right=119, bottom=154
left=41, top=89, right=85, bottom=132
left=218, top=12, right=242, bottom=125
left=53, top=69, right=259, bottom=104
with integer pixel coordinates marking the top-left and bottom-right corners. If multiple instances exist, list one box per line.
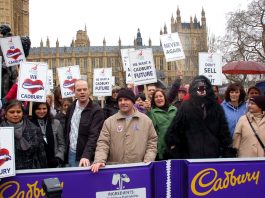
left=17, top=62, right=48, bottom=102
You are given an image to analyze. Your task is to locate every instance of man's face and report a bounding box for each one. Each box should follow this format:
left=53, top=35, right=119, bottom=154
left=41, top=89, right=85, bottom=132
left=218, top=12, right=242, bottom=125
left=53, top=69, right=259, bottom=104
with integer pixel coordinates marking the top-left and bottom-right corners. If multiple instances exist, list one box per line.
left=75, top=81, right=90, bottom=103
left=147, top=85, right=156, bottom=99
left=118, top=98, right=134, bottom=115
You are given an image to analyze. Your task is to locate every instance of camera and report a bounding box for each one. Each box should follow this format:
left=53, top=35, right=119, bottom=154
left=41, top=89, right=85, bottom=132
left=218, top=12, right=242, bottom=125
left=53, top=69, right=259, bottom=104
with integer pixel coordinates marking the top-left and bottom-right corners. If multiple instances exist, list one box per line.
left=42, top=178, right=62, bottom=198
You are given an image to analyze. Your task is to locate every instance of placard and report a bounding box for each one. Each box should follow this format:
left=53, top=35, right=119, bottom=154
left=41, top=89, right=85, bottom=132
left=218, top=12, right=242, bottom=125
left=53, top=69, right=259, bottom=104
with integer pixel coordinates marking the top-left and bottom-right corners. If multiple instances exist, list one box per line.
left=47, top=69, right=53, bottom=90
left=128, top=48, right=157, bottom=86
left=0, top=56, right=2, bottom=99
left=57, top=65, right=81, bottom=98
left=121, top=48, right=134, bottom=84
left=160, top=32, right=185, bottom=62
left=93, top=68, right=112, bottom=96
left=199, top=53, right=222, bottom=85
left=0, top=36, right=26, bottom=67
left=17, top=62, right=48, bottom=102
left=0, top=127, right=15, bottom=179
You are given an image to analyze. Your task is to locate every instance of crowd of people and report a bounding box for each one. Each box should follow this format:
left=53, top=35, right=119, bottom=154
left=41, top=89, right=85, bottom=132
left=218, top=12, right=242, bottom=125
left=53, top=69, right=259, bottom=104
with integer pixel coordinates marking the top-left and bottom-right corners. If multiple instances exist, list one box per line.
left=0, top=76, right=265, bottom=173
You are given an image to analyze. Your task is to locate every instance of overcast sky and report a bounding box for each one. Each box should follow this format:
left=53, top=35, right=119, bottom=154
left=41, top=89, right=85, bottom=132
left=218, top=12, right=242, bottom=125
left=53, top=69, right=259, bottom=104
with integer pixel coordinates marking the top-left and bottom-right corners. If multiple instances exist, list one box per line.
left=29, top=0, right=251, bottom=47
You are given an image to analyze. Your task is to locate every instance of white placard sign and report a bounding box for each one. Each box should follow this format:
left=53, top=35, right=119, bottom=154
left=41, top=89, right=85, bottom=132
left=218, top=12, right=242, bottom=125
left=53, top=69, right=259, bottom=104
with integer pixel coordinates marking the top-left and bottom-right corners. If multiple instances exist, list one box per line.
left=93, top=68, right=112, bottom=96
left=47, top=69, right=54, bottom=90
left=57, top=65, right=81, bottom=98
left=111, top=76, right=115, bottom=86
left=199, top=52, right=222, bottom=85
left=0, top=36, right=26, bottom=67
left=0, top=56, right=2, bottom=99
left=17, top=62, right=48, bottom=102
left=160, top=32, right=185, bottom=62
left=121, top=48, right=134, bottom=84
left=128, top=48, right=157, bottom=86
left=0, top=127, right=15, bottom=179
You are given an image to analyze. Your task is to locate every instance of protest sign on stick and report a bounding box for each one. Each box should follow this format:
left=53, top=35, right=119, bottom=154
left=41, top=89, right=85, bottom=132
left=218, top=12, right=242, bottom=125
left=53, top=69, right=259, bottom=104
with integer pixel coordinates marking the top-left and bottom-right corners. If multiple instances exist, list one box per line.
left=121, top=48, right=134, bottom=84
left=17, top=62, right=48, bottom=103
left=199, top=52, right=222, bottom=86
left=160, top=32, right=185, bottom=62
left=93, top=68, right=112, bottom=97
left=128, top=48, right=157, bottom=86
left=57, top=65, right=81, bottom=98
left=0, top=36, right=26, bottom=67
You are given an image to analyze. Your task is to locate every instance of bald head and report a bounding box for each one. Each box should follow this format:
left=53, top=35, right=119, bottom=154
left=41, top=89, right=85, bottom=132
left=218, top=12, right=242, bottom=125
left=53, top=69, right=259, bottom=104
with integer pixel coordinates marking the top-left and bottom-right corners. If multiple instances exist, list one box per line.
left=74, top=79, right=90, bottom=105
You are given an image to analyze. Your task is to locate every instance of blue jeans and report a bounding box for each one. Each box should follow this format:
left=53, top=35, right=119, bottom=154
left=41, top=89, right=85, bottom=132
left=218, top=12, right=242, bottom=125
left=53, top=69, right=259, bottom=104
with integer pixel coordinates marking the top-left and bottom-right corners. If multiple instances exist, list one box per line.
left=68, top=149, right=79, bottom=167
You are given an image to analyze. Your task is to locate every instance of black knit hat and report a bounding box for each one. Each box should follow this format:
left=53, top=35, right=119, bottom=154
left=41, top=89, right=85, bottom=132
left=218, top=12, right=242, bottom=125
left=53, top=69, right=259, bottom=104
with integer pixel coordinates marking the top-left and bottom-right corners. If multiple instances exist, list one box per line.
left=250, top=95, right=265, bottom=111
left=117, top=88, right=136, bottom=103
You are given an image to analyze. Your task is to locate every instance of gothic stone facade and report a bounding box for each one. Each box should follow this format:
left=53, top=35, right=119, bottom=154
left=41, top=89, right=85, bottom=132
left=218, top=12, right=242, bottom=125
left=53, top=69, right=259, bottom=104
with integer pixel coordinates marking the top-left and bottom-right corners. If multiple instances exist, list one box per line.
left=27, top=7, right=208, bottom=88
left=0, top=0, right=29, bottom=36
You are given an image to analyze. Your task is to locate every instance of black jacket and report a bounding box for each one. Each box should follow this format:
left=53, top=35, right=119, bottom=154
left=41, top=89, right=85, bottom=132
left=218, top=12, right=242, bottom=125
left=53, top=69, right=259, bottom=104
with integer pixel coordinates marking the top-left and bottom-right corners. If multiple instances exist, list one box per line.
left=103, top=96, right=119, bottom=119
left=0, top=118, right=48, bottom=170
left=65, top=99, right=105, bottom=162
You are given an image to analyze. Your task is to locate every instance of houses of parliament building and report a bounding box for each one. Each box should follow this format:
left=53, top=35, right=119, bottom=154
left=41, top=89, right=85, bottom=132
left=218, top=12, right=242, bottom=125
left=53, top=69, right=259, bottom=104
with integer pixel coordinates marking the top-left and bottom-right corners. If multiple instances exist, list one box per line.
left=1, top=0, right=208, bottom=88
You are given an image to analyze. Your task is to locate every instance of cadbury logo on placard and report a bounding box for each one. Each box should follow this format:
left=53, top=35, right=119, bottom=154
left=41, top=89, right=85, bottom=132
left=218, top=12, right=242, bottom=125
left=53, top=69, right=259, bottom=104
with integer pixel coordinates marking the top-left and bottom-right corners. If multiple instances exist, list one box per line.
left=0, top=148, right=11, bottom=166
left=63, top=67, right=76, bottom=92
left=22, top=65, right=44, bottom=94
left=191, top=168, right=260, bottom=196
left=6, top=48, right=22, bottom=60
left=22, top=79, right=44, bottom=94
left=6, top=37, right=22, bottom=60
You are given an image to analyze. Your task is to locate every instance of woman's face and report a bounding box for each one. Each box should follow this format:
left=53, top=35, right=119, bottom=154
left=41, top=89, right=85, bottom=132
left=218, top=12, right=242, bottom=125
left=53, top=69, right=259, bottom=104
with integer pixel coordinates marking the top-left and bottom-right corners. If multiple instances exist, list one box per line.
left=46, top=95, right=53, bottom=106
left=35, top=104, right=48, bottom=119
left=62, top=100, right=71, bottom=112
left=135, top=97, right=144, bottom=108
left=248, top=101, right=262, bottom=114
left=5, top=105, right=23, bottom=124
left=112, top=89, right=119, bottom=100
left=154, top=91, right=165, bottom=107
left=248, top=89, right=260, bottom=98
left=229, top=89, right=240, bottom=103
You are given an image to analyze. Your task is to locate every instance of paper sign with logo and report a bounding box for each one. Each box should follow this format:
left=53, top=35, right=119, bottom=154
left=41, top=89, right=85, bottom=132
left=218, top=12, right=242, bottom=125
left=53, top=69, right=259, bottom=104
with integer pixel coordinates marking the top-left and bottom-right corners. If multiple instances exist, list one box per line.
left=47, top=69, right=54, bottom=90
left=57, top=65, right=81, bottom=98
left=199, top=53, right=222, bottom=86
left=160, top=32, right=185, bottom=62
left=93, top=68, right=112, bottom=96
left=0, top=36, right=26, bottom=67
left=17, top=62, right=48, bottom=102
left=121, top=48, right=134, bottom=84
left=0, top=127, right=15, bottom=179
left=128, top=48, right=157, bottom=86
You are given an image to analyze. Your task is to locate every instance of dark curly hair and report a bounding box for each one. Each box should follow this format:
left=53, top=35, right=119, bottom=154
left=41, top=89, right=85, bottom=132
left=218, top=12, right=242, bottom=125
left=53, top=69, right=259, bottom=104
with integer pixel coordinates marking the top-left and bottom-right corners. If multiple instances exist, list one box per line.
left=224, top=83, right=246, bottom=103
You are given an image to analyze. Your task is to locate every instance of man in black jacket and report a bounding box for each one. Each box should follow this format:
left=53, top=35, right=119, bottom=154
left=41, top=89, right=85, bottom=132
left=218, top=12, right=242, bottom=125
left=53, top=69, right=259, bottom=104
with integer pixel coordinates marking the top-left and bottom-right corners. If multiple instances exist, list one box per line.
left=65, top=79, right=104, bottom=167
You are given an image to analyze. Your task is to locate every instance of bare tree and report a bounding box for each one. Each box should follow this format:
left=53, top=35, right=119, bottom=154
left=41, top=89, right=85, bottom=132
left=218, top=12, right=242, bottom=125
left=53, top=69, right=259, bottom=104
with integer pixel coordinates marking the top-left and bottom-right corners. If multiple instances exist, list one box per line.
left=209, top=0, right=265, bottom=84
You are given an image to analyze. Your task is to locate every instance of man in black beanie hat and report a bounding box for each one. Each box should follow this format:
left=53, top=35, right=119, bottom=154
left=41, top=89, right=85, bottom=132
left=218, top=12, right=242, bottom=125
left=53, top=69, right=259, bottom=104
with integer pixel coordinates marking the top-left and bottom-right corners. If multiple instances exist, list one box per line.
left=91, top=88, right=158, bottom=173
left=250, top=95, right=265, bottom=111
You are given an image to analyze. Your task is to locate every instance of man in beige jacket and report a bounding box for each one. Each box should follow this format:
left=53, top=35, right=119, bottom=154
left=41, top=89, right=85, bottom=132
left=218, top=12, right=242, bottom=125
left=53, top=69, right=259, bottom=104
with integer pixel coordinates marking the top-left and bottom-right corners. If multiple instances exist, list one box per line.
left=91, top=88, right=158, bottom=173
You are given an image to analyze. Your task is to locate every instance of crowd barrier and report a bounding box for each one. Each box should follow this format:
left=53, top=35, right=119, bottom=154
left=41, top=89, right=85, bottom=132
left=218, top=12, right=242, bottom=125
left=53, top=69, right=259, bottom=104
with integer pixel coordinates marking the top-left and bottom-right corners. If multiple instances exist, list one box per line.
left=1, top=158, right=265, bottom=198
